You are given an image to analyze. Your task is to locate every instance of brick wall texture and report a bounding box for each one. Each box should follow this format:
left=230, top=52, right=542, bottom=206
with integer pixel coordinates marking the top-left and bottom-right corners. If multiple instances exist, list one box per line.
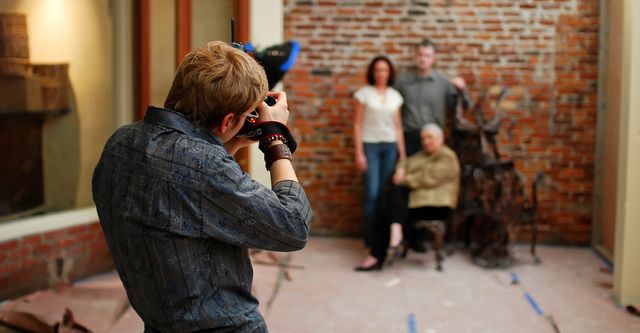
left=283, top=0, right=599, bottom=244
left=0, top=222, right=114, bottom=300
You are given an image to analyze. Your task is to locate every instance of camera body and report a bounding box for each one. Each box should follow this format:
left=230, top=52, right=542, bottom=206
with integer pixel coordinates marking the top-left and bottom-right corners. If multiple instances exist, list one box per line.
left=228, top=21, right=297, bottom=141
left=237, top=95, right=277, bottom=137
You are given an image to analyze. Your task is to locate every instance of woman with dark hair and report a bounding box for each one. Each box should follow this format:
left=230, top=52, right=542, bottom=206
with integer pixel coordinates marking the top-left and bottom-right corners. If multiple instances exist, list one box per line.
left=353, top=55, right=405, bottom=271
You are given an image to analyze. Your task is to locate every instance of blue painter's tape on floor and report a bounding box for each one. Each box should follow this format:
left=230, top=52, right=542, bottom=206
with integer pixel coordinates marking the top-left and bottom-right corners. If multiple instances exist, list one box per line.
left=511, top=271, right=520, bottom=285
left=407, top=313, right=416, bottom=333
left=525, top=292, right=544, bottom=316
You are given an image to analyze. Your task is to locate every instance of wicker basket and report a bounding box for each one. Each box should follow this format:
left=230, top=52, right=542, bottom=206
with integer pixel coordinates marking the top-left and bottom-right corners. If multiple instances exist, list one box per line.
left=32, top=63, right=69, bottom=111
left=0, top=13, right=28, bottom=58
left=0, top=13, right=29, bottom=76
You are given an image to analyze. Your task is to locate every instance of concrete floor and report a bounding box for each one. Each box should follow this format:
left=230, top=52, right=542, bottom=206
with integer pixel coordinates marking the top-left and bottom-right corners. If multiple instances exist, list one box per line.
left=253, top=237, right=639, bottom=333
left=2, top=237, right=639, bottom=333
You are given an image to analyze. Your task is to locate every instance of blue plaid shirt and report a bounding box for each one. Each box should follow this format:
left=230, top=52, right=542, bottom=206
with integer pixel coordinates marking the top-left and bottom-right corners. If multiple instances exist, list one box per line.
left=92, top=107, right=312, bottom=333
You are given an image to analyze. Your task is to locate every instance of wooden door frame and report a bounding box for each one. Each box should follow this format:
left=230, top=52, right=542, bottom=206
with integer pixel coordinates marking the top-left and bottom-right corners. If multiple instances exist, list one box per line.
left=135, top=0, right=251, bottom=170
left=176, top=0, right=191, bottom=67
left=234, top=0, right=251, bottom=171
left=135, top=0, right=151, bottom=120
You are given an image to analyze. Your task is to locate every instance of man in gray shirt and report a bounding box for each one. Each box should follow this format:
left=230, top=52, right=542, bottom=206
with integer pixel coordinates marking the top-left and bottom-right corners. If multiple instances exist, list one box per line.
left=396, top=39, right=468, bottom=156
left=394, top=39, right=467, bottom=253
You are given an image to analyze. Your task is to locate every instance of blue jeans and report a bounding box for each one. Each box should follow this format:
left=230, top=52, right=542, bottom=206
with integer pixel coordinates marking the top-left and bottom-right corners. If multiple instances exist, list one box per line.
left=362, top=142, right=398, bottom=248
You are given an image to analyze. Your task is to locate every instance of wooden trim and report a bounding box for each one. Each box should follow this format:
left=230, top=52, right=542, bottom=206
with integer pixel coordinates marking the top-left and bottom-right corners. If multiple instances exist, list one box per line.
left=176, top=0, right=191, bottom=67
left=235, top=0, right=251, bottom=171
left=235, top=0, right=250, bottom=42
left=113, top=0, right=135, bottom=126
left=137, top=0, right=151, bottom=120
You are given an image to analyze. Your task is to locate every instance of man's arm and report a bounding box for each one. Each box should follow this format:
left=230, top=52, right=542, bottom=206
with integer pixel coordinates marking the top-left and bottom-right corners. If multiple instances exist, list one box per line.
left=447, top=76, right=469, bottom=113
left=199, top=151, right=312, bottom=252
left=203, top=91, right=311, bottom=251
left=257, top=91, right=299, bottom=185
left=223, top=137, right=250, bottom=156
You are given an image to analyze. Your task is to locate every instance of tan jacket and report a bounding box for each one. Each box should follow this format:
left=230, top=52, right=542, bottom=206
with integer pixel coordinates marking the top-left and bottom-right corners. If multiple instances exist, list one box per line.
left=397, top=145, right=460, bottom=209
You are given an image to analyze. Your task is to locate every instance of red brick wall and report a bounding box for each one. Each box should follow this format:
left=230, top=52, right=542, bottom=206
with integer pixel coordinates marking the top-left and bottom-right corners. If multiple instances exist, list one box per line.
left=0, top=222, right=113, bottom=300
left=283, top=0, right=599, bottom=244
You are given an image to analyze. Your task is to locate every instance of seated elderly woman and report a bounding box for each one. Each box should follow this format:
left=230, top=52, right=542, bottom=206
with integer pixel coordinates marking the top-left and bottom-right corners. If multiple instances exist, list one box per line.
left=393, top=123, right=460, bottom=264
left=354, top=123, right=460, bottom=271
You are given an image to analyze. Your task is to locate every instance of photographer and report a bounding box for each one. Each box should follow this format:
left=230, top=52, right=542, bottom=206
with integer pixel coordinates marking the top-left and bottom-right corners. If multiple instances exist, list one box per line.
left=92, top=41, right=312, bottom=332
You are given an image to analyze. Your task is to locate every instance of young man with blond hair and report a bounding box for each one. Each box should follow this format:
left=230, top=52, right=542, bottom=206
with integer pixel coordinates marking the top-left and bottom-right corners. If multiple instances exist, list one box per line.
left=93, top=41, right=312, bottom=332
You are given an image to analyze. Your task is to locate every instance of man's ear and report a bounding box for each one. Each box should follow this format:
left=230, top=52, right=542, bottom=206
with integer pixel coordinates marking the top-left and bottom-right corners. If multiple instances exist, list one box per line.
left=212, top=113, right=237, bottom=137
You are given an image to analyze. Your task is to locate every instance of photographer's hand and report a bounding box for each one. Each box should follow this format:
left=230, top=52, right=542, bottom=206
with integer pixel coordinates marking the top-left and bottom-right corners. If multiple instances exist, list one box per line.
left=257, top=91, right=289, bottom=125
left=224, top=136, right=252, bottom=155
left=257, top=91, right=298, bottom=184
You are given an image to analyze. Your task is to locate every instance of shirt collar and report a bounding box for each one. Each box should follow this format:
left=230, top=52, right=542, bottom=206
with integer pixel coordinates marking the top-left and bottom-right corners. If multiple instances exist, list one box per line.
left=416, top=71, right=435, bottom=81
left=406, top=70, right=435, bottom=84
left=143, top=106, right=222, bottom=146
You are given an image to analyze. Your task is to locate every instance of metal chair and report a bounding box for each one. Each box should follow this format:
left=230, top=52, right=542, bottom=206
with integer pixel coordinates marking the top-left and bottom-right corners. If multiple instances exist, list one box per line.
left=413, top=219, right=447, bottom=271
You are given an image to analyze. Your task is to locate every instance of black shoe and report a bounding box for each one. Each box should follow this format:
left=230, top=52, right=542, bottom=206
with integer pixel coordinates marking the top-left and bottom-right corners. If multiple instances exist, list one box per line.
left=354, top=261, right=383, bottom=272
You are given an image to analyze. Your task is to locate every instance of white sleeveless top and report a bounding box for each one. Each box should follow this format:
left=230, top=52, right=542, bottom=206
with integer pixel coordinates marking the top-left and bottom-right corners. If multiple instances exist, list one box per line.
left=354, top=86, right=404, bottom=143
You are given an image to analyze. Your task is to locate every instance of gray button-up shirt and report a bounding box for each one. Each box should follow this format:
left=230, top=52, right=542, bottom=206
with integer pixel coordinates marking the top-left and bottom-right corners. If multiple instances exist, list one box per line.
left=395, top=69, right=459, bottom=133
left=396, top=69, right=469, bottom=156
left=92, top=107, right=312, bottom=333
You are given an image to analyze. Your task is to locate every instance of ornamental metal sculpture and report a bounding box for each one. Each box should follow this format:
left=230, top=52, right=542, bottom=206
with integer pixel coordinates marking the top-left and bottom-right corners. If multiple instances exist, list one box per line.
left=448, top=87, right=545, bottom=268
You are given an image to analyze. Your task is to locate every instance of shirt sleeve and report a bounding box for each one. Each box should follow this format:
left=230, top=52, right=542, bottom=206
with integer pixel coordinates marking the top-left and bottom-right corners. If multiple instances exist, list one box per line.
left=353, top=87, right=367, bottom=105
left=390, top=88, right=404, bottom=109
left=199, top=152, right=313, bottom=252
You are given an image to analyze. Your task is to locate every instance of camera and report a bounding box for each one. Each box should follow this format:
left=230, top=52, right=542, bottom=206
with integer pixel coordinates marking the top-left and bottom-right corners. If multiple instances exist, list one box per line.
left=228, top=19, right=298, bottom=141
left=237, top=95, right=277, bottom=137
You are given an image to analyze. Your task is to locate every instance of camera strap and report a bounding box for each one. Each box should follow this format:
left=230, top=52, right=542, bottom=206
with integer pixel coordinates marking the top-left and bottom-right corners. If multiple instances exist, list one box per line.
left=237, top=121, right=297, bottom=153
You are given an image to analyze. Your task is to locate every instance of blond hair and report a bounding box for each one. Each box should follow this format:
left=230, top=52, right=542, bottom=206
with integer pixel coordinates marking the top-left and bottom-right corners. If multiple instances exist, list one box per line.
left=164, top=41, right=268, bottom=128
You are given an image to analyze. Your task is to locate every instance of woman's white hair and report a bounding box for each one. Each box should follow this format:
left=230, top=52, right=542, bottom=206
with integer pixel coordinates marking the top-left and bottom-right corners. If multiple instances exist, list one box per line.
left=421, top=123, right=443, bottom=138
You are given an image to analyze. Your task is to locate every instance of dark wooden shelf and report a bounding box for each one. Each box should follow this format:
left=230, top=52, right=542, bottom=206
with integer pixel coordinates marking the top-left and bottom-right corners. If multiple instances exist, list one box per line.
left=0, top=108, right=70, bottom=118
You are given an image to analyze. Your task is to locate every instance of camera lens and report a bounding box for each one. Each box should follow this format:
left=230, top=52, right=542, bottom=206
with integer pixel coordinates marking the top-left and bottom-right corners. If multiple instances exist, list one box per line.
left=264, top=95, right=277, bottom=106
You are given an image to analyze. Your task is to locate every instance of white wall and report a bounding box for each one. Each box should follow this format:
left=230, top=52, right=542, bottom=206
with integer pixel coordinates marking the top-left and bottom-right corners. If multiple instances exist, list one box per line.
left=150, top=0, right=176, bottom=107
left=192, top=0, right=234, bottom=48
left=112, top=0, right=134, bottom=127
left=614, top=0, right=640, bottom=305
left=249, top=0, right=284, bottom=186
